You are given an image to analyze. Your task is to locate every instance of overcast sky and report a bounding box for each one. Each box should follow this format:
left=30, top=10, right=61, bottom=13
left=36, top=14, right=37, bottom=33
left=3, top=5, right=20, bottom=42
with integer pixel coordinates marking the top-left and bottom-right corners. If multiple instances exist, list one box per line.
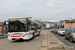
left=0, top=0, right=75, bottom=22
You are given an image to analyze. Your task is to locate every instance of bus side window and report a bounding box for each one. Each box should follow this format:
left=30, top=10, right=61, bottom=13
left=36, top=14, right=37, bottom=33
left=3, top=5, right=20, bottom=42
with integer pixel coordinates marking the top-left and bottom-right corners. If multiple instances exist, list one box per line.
left=37, top=25, right=40, bottom=29
left=28, top=25, right=31, bottom=30
left=34, top=25, right=37, bottom=32
left=31, top=24, right=35, bottom=30
left=28, top=24, right=34, bottom=30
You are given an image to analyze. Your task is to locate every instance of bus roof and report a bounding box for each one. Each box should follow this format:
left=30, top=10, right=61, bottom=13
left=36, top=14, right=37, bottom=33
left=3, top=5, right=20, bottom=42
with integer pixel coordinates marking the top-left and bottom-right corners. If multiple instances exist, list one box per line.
left=28, top=19, right=40, bottom=25
left=8, top=17, right=40, bottom=25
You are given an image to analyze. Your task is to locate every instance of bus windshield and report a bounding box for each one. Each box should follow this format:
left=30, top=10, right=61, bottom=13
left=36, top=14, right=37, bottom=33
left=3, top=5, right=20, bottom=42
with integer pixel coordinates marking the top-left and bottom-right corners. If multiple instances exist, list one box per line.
left=8, top=21, right=28, bottom=32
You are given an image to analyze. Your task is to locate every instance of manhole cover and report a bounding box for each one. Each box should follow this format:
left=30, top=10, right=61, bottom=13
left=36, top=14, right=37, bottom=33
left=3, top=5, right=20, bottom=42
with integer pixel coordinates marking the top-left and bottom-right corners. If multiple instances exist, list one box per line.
left=50, top=42, right=58, bottom=44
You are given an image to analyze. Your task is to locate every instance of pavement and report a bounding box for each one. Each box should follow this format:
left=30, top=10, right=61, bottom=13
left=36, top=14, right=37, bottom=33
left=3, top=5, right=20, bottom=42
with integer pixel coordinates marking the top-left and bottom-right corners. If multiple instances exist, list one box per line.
left=0, top=34, right=8, bottom=39
left=50, top=30, right=75, bottom=49
left=41, top=30, right=74, bottom=50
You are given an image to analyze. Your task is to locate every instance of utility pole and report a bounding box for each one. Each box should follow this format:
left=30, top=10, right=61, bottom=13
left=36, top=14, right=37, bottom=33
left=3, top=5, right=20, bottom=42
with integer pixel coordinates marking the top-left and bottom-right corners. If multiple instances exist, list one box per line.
left=68, top=17, right=72, bottom=28
left=70, top=17, right=72, bottom=28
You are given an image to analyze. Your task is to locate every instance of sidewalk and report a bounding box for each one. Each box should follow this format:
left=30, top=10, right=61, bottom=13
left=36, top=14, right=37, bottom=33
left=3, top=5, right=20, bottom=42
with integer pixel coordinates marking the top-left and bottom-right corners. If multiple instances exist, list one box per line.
left=41, top=30, right=74, bottom=50
left=0, top=34, right=7, bottom=39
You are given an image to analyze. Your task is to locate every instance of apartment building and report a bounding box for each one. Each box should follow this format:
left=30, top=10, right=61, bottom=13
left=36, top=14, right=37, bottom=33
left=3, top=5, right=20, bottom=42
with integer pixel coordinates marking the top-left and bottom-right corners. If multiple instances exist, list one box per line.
left=64, top=19, right=75, bottom=28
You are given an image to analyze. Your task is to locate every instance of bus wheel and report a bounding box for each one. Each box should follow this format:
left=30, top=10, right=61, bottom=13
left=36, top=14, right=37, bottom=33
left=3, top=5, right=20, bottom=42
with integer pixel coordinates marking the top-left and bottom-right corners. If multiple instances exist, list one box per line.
left=32, top=33, right=34, bottom=39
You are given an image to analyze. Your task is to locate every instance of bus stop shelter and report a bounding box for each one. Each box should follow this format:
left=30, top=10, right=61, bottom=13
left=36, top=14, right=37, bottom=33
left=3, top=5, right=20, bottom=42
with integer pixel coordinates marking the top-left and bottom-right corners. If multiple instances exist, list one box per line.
left=0, top=25, right=3, bottom=35
left=0, top=22, right=8, bottom=36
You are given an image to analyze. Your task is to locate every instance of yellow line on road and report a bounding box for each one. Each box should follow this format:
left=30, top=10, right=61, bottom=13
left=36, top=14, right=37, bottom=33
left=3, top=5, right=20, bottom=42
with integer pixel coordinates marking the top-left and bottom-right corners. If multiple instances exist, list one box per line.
left=0, top=41, right=3, bottom=43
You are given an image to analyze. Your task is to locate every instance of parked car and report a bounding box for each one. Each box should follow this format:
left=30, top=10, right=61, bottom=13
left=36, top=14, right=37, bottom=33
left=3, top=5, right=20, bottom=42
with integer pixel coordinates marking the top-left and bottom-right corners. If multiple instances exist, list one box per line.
left=51, top=28, right=55, bottom=33
left=50, top=29, right=52, bottom=32
left=54, top=29, right=58, bottom=34
left=65, top=28, right=75, bottom=42
left=58, top=28, right=65, bottom=36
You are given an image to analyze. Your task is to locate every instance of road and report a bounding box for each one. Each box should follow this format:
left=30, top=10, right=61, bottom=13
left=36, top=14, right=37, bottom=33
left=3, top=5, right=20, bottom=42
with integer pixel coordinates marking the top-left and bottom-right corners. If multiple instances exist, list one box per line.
left=49, top=30, right=75, bottom=48
left=0, top=29, right=75, bottom=50
left=0, top=30, right=45, bottom=50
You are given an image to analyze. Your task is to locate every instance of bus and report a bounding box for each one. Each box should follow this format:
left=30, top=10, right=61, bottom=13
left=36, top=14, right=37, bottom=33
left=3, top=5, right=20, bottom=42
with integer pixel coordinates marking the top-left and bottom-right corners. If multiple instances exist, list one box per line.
left=7, top=18, right=41, bottom=40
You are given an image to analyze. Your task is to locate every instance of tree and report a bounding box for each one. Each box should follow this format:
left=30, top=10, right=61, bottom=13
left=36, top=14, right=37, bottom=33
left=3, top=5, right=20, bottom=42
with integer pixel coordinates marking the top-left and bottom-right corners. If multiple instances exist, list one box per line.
left=60, top=25, right=64, bottom=28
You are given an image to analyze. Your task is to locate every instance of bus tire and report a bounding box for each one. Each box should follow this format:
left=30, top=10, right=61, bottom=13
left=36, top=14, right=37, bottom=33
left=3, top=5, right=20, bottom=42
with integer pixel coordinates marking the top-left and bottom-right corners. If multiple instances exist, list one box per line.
left=32, top=33, right=34, bottom=39
left=70, top=37, right=74, bottom=43
left=38, top=31, right=40, bottom=36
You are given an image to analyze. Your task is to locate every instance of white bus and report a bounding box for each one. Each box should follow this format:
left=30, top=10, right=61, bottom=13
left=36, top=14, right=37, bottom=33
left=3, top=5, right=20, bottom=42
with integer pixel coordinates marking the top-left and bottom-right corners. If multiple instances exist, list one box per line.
left=7, top=18, right=41, bottom=40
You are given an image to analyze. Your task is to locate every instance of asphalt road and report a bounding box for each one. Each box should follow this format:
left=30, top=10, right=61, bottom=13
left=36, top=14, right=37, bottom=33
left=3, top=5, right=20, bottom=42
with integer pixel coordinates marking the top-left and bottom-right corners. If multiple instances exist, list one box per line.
left=49, top=30, right=75, bottom=48
left=0, top=30, right=45, bottom=50
left=1, top=29, right=75, bottom=50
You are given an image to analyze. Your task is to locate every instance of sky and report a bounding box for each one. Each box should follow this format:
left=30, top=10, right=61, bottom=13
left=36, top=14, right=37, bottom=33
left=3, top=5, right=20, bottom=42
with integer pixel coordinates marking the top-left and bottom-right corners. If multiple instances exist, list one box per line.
left=0, top=0, right=75, bottom=22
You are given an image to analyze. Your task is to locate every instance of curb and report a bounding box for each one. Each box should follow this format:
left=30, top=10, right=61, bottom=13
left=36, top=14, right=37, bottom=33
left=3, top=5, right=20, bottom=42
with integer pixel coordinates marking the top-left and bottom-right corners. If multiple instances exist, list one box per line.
left=41, top=48, right=48, bottom=50
left=0, top=36, right=8, bottom=39
left=48, top=30, right=70, bottom=46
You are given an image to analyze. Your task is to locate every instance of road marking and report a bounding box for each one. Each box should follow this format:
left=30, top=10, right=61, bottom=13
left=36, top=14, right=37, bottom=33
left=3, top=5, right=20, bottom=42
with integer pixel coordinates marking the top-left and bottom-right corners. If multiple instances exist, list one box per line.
left=0, top=41, right=3, bottom=43
left=23, top=42, right=26, bottom=43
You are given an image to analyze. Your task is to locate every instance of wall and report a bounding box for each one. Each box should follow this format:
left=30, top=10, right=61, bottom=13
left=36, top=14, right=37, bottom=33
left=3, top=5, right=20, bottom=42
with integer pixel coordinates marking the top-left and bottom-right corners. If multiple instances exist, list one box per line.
left=64, top=20, right=75, bottom=28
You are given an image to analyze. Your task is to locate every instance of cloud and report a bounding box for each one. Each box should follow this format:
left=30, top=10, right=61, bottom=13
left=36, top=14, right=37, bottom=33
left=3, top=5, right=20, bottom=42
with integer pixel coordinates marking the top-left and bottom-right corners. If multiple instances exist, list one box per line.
left=0, top=0, right=75, bottom=22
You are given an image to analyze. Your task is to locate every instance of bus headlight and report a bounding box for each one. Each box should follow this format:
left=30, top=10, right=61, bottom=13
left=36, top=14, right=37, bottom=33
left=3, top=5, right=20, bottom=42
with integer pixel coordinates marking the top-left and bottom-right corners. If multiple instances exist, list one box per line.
left=8, top=34, right=11, bottom=37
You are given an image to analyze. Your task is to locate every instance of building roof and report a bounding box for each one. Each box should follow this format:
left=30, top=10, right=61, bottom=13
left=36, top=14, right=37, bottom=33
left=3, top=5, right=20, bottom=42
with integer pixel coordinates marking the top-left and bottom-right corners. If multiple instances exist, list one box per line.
left=66, top=19, right=75, bottom=23
left=0, top=22, right=3, bottom=25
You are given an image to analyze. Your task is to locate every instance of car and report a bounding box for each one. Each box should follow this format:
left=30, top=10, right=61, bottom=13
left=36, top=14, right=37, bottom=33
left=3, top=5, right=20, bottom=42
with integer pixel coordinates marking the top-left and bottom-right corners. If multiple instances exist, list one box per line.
left=51, top=28, right=55, bottom=33
left=65, top=28, right=75, bottom=42
left=50, top=29, right=53, bottom=32
left=54, top=29, right=58, bottom=34
left=58, top=28, right=65, bottom=36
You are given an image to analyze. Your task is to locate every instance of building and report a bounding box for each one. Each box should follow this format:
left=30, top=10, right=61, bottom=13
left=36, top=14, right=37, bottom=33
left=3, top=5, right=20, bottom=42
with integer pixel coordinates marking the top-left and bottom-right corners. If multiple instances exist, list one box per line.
left=57, top=20, right=64, bottom=26
left=0, top=22, right=3, bottom=25
left=45, top=23, right=54, bottom=28
left=43, top=23, right=55, bottom=28
left=57, top=20, right=64, bottom=28
left=0, top=22, right=3, bottom=35
left=64, top=19, right=75, bottom=28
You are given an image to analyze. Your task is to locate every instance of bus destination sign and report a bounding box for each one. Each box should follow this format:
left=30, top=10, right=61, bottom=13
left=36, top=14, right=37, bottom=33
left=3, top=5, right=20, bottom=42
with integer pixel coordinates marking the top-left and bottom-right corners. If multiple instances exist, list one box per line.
left=10, top=18, right=26, bottom=22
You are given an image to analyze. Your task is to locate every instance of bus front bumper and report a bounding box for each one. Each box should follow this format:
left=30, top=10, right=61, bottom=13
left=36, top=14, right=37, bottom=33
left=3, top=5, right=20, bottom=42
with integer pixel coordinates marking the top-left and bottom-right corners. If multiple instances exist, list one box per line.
left=8, top=37, right=30, bottom=40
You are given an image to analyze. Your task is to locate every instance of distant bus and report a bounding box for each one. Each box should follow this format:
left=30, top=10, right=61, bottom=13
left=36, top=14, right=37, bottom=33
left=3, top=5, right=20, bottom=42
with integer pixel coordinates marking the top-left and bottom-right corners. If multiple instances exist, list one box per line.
left=7, top=18, right=41, bottom=40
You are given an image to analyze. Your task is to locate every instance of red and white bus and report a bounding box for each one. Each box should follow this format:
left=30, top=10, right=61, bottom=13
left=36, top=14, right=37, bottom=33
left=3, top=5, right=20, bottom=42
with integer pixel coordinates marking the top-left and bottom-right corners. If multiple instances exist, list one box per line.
left=7, top=18, right=41, bottom=40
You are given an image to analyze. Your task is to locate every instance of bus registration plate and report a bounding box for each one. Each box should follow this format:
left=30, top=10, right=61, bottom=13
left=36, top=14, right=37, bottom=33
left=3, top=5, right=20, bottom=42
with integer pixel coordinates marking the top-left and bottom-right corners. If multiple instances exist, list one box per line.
left=13, top=33, right=21, bottom=36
